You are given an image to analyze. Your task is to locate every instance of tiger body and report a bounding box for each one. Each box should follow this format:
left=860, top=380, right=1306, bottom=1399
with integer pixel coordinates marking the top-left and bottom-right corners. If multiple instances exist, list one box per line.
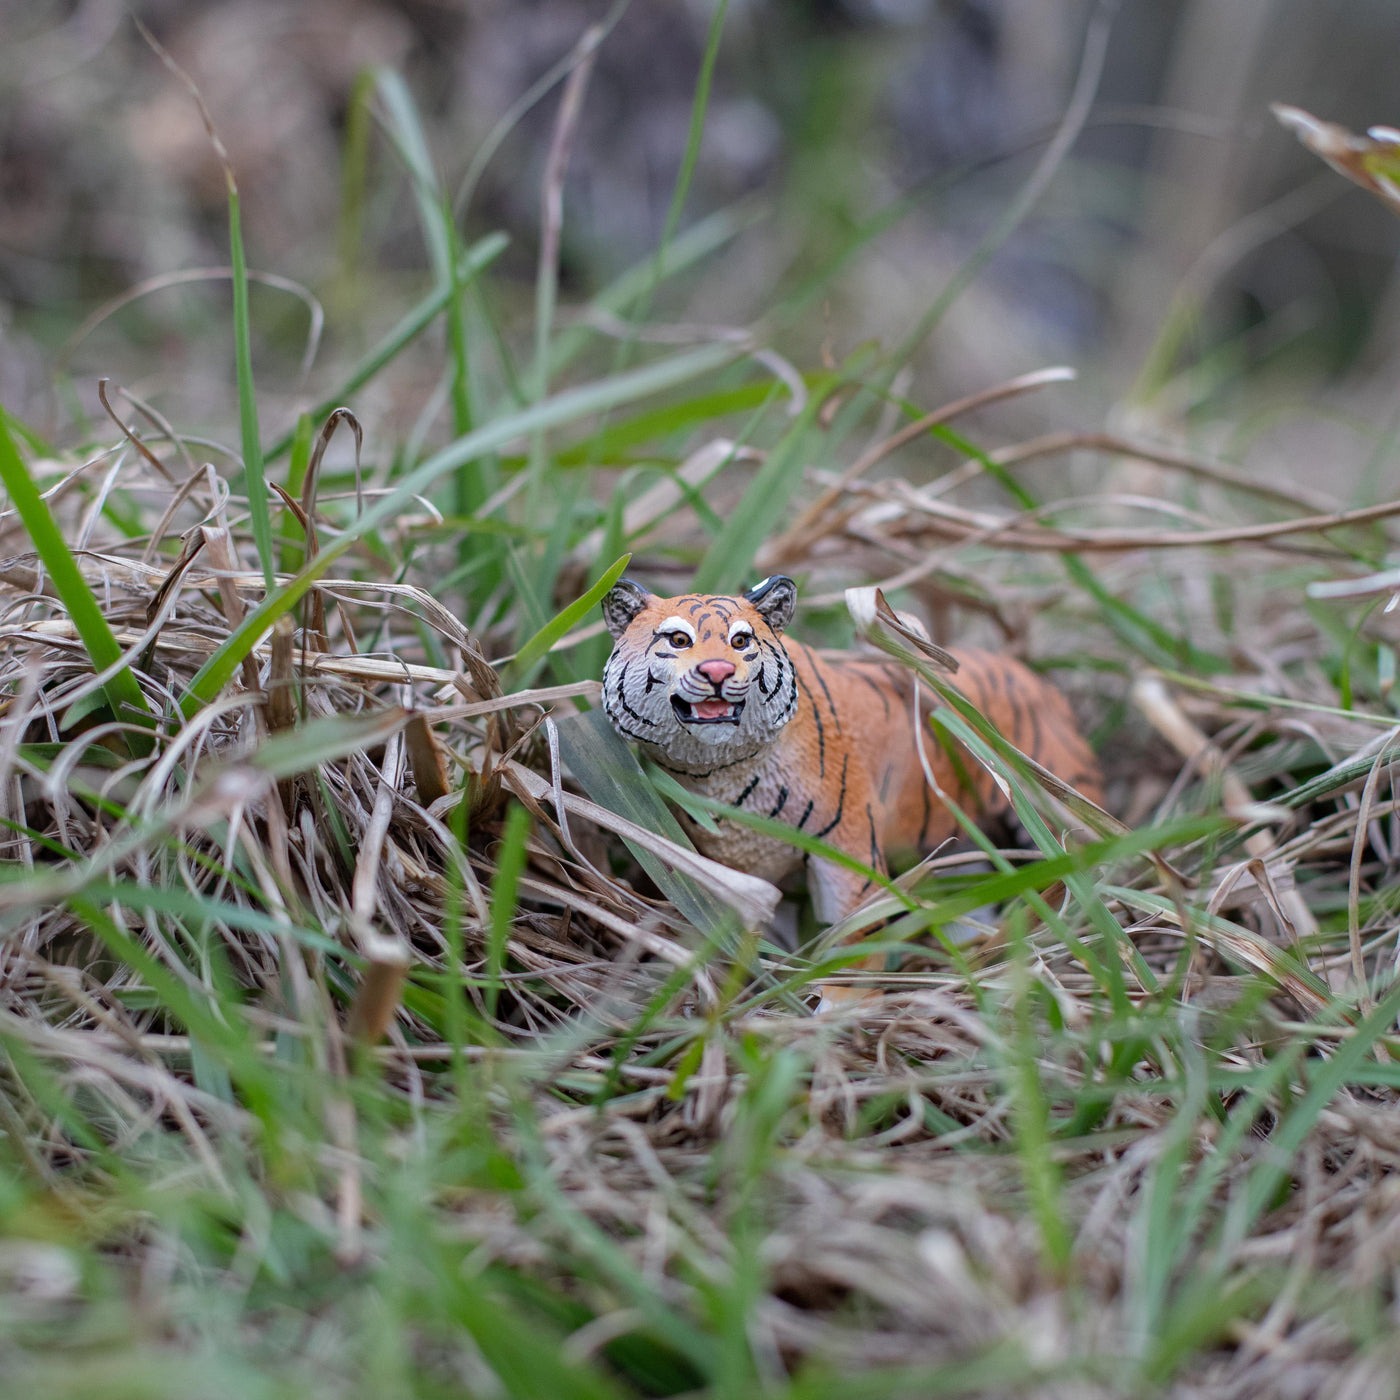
left=602, top=576, right=1102, bottom=923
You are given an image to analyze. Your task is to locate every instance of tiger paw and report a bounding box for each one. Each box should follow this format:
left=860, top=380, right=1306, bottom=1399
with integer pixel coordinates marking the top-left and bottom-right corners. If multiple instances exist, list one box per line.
left=812, top=982, right=883, bottom=1015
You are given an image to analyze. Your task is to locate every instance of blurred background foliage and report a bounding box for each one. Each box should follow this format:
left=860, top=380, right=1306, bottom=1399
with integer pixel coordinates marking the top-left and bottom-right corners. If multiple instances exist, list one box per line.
left=4, top=0, right=1400, bottom=500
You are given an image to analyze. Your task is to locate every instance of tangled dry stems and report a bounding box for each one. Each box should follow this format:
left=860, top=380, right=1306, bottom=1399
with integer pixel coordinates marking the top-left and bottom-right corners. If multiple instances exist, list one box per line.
left=3, top=401, right=1400, bottom=1396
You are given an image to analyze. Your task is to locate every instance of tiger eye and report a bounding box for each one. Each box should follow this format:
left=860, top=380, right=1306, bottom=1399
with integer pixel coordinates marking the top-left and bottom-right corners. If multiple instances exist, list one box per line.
left=670, top=632, right=692, bottom=648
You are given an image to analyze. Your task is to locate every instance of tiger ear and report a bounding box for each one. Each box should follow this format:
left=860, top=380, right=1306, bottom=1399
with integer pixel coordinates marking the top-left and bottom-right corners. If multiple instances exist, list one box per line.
left=602, top=578, right=654, bottom=638
left=743, top=575, right=797, bottom=634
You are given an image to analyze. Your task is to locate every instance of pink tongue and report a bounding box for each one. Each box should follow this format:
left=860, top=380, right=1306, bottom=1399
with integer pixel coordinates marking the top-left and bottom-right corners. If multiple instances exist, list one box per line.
left=693, top=699, right=733, bottom=720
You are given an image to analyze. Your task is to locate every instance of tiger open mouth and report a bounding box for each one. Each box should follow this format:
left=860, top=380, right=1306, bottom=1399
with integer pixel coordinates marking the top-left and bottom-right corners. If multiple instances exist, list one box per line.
left=671, top=696, right=745, bottom=724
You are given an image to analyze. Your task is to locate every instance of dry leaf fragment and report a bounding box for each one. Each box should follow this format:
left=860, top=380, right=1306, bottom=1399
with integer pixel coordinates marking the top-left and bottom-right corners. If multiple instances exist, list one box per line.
left=1273, top=103, right=1400, bottom=215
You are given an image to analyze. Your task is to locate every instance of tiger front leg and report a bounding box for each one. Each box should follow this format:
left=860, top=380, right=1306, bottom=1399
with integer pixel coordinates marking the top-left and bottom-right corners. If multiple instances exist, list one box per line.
left=807, top=849, right=890, bottom=1011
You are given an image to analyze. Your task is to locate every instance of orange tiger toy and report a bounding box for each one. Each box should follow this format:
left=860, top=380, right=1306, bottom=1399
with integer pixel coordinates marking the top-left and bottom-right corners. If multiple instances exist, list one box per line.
left=601, top=575, right=1102, bottom=930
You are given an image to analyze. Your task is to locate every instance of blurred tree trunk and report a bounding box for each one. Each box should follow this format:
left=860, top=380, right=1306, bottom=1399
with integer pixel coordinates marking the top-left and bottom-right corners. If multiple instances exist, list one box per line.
left=1119, top=0, right=1277, bottom=384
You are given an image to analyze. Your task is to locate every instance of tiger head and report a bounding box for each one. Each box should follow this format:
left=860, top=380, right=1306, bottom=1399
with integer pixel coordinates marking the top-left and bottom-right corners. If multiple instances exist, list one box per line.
left=601, top=576, right=799, bottom=772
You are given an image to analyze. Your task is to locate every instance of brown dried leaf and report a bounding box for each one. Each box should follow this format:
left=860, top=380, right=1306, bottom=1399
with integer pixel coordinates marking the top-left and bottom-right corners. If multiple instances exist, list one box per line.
left=1274, top=103, right=1400, bottom=215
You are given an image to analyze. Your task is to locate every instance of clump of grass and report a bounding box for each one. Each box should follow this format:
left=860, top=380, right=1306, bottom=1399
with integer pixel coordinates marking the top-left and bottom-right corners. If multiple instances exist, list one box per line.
left=4, top=17, right=1400, bottom=1400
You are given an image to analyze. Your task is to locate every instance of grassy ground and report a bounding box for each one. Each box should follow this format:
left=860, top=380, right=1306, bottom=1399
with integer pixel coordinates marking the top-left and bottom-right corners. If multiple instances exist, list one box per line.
left=5, top=15, right=1400, bottom=1400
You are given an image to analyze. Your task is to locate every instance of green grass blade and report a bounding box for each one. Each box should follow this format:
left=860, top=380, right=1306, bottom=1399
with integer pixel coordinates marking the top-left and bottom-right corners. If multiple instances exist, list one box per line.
left=549, top=199, right=764, bottom=378
left=336, top=68, right=375, bottom=279
left=554, top=378, right=797, bottom=465
left=374, top=69, right=482, bottom=457
left=1006, top=910, right=1073, bottom=1272
left=446, top=1268, right=634, bottom=1400
left=553, top=709, right=742, bottom=939
left=262, top=233, right=508, bottom=463
left=374, top=69, right=451, bottom=277
left=181, top=343, right=736, bottom=715
left=78, top=880, right=343, bottom=958
left=692, top=378, right=833, bottom=591
left=228, top=185, right=274, bottom=590
left=486, top=803, right=531, bottom=1021
left=0, top=404, right=55, bottom=456
left=1240, top=980, right=1400, bottom=1231
left=631, top=0, right=730, bottom=340
left=932, top=420, right=1230, bottom=674
left=277, top=411, right=314, bottom=573
left=0, top=412, right=152, bottom=730
left=66, top=897, right=284, bottom=1140
left=507, top=552, right=630, bottom=683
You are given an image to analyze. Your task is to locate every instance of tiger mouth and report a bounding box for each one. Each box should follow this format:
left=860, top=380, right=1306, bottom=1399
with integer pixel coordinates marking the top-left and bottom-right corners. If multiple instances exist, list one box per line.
left=671, top=696, right=745, bottom=725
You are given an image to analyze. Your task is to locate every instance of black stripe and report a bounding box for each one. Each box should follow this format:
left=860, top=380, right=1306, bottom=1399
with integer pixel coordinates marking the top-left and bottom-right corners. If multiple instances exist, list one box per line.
left=967, top=667, right=994, bottom=714
left=853, top=667, right=891, bottom=719
left=1025, top=696, right=1045, bottom=761
left=796, top=799, right=815, bottom=830
left=768, top=785, right=789, bottom=818
left=757, top=638, right=782, bottom=696
left=808, top=656, right=842, bottom=733
left=867, top=804, right=879, bottom=867
left=734, top=773, right=761, bottom=807
left=616, top=663, right=657, bottom=728
left=1001, top=671, right=1027, bottom=758
left=658, top=753, right=759, bottom=778
left=801, top=674, right=826, bottom=778
left=881, top=663, right=913, bottom=697
left=604, top=678, right=656, bottom=744
left=919, top=768, right=933, bottom=845
left=859, top=803, right=879, bottom=894
left=813, top=754, right=849, bottom=838
left=644, top=670, right=662, bottom=693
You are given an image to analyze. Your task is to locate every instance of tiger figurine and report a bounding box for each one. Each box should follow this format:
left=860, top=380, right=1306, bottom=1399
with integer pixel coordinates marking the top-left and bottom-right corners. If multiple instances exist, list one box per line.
left=601, top=575, right=1102, bottom=957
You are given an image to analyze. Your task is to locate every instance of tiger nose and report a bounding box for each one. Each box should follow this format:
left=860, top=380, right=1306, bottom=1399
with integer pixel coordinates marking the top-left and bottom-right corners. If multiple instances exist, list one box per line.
left=695, top=658, right=736, bottom=686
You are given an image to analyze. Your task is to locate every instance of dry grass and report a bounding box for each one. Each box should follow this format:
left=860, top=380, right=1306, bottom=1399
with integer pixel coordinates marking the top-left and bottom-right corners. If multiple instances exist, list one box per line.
left=6, top=8, right=1400, bottom=1398
left=5, top=384, right=1400, bottom=1398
